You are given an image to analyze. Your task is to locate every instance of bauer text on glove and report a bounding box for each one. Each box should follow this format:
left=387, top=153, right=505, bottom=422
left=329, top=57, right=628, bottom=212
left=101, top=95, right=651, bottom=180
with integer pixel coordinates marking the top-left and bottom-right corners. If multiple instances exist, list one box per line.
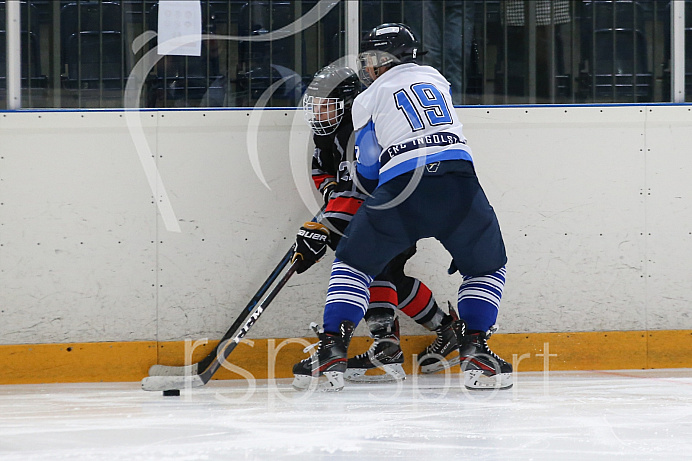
left=292, top=222, right=330, bottom=273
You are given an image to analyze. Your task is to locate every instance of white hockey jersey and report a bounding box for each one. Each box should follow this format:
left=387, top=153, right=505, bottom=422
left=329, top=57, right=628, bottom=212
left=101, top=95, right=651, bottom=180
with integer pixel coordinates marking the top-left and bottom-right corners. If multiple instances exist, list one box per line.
left=352, top=63, right=473, bottom=187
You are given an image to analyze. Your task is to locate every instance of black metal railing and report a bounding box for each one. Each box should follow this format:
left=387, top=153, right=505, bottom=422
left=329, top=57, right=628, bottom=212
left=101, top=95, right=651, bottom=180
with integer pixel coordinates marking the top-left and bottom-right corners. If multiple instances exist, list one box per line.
left=0, top=0, right=685, bottom=109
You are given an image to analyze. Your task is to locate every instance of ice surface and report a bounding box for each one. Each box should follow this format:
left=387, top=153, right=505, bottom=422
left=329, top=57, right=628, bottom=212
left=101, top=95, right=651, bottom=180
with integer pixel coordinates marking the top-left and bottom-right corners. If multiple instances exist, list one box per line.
left=1, top=369, right=691, bottom=461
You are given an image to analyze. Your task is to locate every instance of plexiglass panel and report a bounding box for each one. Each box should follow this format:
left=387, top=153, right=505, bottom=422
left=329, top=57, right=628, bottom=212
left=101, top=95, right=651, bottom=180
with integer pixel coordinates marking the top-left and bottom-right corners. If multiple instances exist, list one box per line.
left=0, top=0, right=685, bottom=109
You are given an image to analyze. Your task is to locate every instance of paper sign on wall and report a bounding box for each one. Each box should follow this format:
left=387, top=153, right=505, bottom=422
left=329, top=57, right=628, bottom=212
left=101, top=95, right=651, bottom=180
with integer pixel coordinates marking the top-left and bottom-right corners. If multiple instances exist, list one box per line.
left=157, top=0, right=202, bottom=56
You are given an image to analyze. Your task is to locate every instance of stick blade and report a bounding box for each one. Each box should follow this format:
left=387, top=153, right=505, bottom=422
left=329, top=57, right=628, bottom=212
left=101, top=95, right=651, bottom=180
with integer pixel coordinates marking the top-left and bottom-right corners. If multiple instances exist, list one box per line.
left=148, top=363, right=199, bottom=377
left=141, top=374, right=205, bottom=391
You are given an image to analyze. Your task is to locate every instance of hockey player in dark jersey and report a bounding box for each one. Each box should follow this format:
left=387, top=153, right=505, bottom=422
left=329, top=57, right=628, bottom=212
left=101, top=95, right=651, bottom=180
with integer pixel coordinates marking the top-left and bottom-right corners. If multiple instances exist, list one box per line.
left=292, top=24, right=512, bottom=392
left=292, top=65, right=458, bottom=384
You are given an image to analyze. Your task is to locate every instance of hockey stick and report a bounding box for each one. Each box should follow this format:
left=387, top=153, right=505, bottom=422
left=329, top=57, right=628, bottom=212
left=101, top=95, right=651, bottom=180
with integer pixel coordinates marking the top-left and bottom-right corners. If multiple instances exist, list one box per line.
left=147, top=248, right=291, bottom=377
left=148, top=205, right=326, bottom=377
left=141, top=262, right=299, bottom=391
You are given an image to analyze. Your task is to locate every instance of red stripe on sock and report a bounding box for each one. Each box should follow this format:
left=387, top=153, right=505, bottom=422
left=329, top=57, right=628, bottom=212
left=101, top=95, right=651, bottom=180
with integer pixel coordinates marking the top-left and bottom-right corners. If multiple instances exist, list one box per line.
left=369, top=286, right=398, bottom=305
left=399, top=283, right=433, bottom=317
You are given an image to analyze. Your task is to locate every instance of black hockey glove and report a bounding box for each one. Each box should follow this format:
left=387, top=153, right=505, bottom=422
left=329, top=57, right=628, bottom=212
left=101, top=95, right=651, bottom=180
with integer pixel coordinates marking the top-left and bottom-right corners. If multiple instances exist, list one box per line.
left=292, top=222, right=331, bottom=274
left=321, top=181, right=337, bottom=204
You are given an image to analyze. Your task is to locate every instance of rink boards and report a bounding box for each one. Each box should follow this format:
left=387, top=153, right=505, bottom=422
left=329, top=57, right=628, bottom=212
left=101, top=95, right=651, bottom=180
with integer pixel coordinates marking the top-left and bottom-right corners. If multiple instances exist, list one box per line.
left=1, top=105, right=691, bottom=383
left=1, top=329, right=691, bottom=384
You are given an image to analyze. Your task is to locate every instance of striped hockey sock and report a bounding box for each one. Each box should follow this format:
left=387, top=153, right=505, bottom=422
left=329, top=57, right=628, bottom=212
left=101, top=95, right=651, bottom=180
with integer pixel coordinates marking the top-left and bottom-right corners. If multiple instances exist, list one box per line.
left=323, top=259, right=374, bottom=333
left=369, top=280, right=398, bottom=310
left=398, top=279, right=444, bottom=330
left=457, top=266, right=506, bottom=332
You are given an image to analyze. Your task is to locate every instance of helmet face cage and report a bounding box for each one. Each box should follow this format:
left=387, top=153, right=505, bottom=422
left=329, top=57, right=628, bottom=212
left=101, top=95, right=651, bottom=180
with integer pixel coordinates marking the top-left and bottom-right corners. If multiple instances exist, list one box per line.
left=303, top=94, right=345, bottom=136
left=303, top=65, right=359, bottom=135
left=357, top=50, right=398, bottom=86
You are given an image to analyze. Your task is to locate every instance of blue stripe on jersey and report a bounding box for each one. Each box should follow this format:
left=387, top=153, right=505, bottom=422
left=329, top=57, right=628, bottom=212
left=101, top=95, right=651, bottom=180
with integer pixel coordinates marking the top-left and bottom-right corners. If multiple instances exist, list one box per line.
left=323, top=259, right=374, bottom=333
left=379, top=147, right=473, bottom=185
left=456, top=266, right=506, bottom=332
left=354, top=121, right=381, bottom=182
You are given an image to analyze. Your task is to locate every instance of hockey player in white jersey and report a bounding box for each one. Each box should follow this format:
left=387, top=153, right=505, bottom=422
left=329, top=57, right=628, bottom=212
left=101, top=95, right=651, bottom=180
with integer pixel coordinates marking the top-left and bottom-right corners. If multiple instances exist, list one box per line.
left=291, top=65, right=458, bottom=384
left=292, top=23, right=512, bottom=392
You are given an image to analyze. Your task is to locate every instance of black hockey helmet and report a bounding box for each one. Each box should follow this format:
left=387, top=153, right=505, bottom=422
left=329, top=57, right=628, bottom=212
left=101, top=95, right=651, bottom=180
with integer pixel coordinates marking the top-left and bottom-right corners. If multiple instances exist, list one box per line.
left=358, top=23, right=424, bottom=85
left=361, top=23, right=423, bottom=63
left=303, top=65, right=360, bottom=135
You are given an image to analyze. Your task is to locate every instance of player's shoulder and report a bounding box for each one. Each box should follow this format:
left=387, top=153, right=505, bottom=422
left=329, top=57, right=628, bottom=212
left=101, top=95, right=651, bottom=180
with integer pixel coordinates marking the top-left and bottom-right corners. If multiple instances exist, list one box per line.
left=407, top=64, right=448, bottom=83
left=352, top=91, right=373, bottom=130
left=378, top=64, right=446, bottom=90
left=387, top=63, right=437, bottom=79
left=353, top=64, right=415, bottom=104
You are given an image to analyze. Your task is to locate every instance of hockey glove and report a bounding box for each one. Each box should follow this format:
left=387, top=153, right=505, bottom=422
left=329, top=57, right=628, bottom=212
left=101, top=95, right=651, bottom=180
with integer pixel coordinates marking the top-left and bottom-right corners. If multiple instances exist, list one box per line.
left=292, top=222, right=331, bottom=274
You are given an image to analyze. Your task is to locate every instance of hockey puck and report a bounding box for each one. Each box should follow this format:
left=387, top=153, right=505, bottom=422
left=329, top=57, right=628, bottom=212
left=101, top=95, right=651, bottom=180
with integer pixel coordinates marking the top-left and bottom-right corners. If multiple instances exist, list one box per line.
left=163, top=389, right=180, bottom=397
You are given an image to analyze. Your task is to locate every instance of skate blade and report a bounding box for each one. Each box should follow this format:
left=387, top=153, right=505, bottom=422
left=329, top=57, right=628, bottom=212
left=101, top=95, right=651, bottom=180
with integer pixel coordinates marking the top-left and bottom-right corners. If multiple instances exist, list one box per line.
left=292, top=371, right=345, bottom=392
left=344, top=363, right=406, bottom=383
left=419, top=356, right=460, bottom=374
left=463, top=370, right=513, bottom=390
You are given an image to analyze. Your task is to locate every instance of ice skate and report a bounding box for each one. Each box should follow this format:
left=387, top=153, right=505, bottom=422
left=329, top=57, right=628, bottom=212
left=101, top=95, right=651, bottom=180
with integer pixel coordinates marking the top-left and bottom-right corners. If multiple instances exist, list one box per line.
left=417, top=311, right=459, bottom=374
left=292, top=320, right=355, bottom=392
left=454, top=320, right=513, bottom=390
left=345, top=317, right=405, bottom=383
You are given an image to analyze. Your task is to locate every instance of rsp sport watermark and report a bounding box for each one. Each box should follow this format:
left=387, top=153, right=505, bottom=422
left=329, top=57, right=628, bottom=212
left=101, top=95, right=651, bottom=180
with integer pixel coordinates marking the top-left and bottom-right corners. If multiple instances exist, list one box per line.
left=123, top=0, right=355, bottom=233
left=124, top=0, right=429, bottom=235
left=177, top=337, right=558, bottom=404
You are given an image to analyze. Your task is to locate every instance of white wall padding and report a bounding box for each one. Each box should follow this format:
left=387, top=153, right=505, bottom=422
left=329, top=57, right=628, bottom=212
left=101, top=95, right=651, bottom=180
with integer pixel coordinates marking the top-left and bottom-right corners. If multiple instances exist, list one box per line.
left=0, top=106, right=690, bottom=345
